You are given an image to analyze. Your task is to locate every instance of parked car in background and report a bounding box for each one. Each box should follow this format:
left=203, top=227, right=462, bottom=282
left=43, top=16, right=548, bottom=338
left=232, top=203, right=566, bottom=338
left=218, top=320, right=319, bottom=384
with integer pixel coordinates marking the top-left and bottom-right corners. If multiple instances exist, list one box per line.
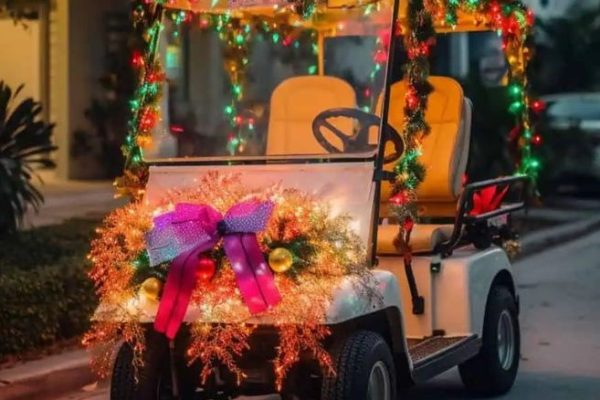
left=540, top=93, right=600, bottom=196
left=544, top=93, right=600, bottom=133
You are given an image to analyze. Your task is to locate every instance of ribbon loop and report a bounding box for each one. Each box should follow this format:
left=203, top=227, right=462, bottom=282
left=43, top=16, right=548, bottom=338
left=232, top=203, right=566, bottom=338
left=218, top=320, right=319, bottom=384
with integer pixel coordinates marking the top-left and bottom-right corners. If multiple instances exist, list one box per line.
left=146, top=200, right=281, bottom=339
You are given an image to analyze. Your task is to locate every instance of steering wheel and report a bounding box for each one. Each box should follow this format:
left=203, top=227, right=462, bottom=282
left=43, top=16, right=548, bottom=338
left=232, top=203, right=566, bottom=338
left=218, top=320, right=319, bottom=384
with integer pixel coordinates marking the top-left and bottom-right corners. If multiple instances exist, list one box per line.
left=312, top=108, right=404, bottom=163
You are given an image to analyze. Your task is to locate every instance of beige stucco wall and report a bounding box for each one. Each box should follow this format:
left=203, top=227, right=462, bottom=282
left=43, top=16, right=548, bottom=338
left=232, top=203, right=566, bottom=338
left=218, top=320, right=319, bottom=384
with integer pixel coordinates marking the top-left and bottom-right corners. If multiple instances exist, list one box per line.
left=50, top=0, right=128, bottom=179
left=0, top=18, right=42, bottom=102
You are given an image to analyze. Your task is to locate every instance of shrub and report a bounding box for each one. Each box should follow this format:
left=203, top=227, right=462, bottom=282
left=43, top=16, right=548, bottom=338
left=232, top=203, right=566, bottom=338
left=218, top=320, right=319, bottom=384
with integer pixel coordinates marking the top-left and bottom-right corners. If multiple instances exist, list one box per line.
left=0, top=218, right=96, bottom=273
left=0, top=260, right=97, bottom=355
left=0, top=219, right=99, bottom=357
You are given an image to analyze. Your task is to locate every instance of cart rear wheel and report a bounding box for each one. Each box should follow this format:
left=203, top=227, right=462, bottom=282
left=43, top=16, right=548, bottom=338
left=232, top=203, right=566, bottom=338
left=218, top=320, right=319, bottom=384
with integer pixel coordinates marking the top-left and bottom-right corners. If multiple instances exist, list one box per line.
left=459, top=285, right=520, bottom=396
left=321, top=330, right=396, bottom=400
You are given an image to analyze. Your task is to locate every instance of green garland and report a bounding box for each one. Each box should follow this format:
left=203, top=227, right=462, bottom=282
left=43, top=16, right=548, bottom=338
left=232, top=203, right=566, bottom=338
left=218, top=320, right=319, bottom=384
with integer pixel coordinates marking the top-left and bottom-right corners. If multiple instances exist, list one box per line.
left=389, top=0, right=436, bottom=253
left=116, top=0, right=166, bottom=199
left=391, top=0, right=540, bottom=254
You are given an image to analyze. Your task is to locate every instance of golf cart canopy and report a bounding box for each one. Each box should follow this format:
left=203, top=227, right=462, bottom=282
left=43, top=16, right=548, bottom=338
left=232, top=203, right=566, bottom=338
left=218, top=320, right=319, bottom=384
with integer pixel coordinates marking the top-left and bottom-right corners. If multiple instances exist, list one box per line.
left=165, top=0, right=491, bottom=32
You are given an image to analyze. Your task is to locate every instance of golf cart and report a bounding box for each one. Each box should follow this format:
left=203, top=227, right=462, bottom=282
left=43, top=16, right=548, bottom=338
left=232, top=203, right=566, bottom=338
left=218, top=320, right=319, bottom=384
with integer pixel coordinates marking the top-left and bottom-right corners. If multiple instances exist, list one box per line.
left=87, top=0, right=534, bottom=399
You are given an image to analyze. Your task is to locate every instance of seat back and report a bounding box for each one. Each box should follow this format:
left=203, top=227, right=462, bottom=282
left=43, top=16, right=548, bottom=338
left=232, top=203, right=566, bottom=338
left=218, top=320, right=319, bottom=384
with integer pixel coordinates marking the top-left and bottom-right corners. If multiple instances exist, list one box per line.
left=378, top=77, right=472, bottom=218
left=267, top=76, right=357, bottom=155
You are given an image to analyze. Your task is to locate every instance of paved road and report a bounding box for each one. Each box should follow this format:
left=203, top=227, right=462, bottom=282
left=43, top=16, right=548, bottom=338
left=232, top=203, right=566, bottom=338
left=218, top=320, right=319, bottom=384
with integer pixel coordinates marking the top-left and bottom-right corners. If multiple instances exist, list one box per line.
left=58, top=230, right=600, bottom=400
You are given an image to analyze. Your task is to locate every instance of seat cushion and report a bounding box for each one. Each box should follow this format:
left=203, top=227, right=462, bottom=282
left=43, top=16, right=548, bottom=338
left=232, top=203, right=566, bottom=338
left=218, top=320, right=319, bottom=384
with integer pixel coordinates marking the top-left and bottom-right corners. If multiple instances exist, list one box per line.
left=377, top=224, right=454, bottom=255
left=267, top=76, right=356, bottom=156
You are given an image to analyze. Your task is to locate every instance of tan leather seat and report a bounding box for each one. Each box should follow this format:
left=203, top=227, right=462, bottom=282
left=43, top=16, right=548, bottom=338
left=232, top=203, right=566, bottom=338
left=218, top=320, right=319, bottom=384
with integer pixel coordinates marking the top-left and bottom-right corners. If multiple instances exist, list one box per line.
left=264, top=75, right=470, bottom=255
left=376, top=77, right=472, bottom=254
left=377, top=224, right=454, bottom=254
left=267, top=76, right=356, bottom=155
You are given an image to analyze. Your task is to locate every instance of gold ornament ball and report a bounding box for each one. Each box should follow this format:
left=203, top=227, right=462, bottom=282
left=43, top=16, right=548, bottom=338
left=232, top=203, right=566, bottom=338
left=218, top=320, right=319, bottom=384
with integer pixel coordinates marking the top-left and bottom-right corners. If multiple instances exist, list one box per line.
left=268, top=248, right=294, bottom=273
left=503, top=240, right=522, bottom=261
left=139, top=277, right=163, bottom=302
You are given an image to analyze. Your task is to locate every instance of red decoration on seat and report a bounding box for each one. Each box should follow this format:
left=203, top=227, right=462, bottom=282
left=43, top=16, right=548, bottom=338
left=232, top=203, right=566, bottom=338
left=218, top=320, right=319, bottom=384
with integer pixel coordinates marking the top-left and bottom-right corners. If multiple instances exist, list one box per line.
left=390, top=190, right=410, bottom=206
left=470, top=185, right=509, bottom=216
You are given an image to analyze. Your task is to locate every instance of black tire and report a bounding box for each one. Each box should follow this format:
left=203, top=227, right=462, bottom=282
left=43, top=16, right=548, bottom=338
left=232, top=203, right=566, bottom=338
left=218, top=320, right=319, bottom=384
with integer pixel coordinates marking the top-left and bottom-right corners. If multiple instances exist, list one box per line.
left=111, top=343, right=136, bottom=400
left=459, top=285, right=520, bottom=396
left=321, top=330, right=397, bottom=400
left=110, top=328, right=198, bottom=400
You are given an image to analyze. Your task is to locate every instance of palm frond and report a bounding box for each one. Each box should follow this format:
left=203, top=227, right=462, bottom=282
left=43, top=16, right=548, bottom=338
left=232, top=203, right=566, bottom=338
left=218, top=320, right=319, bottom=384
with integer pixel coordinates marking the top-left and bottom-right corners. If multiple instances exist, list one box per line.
left=0, top=81, right=56, bottom=236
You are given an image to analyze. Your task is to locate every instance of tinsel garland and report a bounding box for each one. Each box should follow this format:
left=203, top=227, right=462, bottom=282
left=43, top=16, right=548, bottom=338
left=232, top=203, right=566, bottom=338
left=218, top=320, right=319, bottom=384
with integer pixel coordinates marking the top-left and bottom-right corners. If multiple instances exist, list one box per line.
left=115, top=0, right=166, bottom=200
left=118, top=2, right=321, bottom=196
left=85, top=173, right=378, bottom=387
left=390, top=0, right=435, bottom=254
left=429, top=0, right=540, bottom=180
left=392, top=0, right=539, bottom=253
left=187, top=12, right=318, bottom=155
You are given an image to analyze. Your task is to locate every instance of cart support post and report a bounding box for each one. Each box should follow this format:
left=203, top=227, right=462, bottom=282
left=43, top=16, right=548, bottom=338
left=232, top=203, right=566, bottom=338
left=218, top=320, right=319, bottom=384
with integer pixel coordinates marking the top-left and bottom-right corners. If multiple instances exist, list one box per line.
left=371, top=0, right=402, bottom=264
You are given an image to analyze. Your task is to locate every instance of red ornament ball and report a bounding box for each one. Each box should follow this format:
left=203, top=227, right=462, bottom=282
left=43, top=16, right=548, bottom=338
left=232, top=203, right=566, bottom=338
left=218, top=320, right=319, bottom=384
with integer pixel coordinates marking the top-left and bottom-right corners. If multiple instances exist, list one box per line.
left=196, top=255, right=217, bottom=283
left=131, top=51, right=145, bottom=69
left=390, top=191, right=410, bottom=206
left=531, top=100, right=546, bottom=114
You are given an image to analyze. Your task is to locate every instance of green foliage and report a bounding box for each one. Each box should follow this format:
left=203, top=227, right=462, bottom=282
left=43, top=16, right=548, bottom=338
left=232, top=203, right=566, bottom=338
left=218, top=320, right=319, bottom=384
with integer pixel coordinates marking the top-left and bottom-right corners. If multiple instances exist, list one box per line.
left=0, top=218, right=96, bottom=272
left=532, top=5, right=600, bottom=94
left=0, top=260, right=97, bottom=356
left=0, top=81, right=56, bottom=236
left=0, top=219, right=99, bottom=357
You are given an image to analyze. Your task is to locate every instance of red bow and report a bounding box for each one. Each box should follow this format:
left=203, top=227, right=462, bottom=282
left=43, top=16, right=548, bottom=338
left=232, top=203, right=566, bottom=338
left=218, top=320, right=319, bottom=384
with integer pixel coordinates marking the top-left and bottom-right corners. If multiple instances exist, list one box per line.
left=470, top=185, right=509, bottom=216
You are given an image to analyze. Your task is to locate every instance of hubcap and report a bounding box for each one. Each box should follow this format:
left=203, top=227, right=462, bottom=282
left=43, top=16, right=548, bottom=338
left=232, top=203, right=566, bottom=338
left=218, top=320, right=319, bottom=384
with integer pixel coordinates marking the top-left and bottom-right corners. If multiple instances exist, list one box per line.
left=497, top=310, right=516, bottom=370
left=367, top=361, right=391, bottom=400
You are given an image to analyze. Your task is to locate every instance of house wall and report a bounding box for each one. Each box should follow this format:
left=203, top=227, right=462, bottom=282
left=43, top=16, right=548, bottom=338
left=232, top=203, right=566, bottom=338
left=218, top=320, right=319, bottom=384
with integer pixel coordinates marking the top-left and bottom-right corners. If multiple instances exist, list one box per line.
left=50, top=0, right=128, bottom=179
left=0, top=18, right=42, bottom=102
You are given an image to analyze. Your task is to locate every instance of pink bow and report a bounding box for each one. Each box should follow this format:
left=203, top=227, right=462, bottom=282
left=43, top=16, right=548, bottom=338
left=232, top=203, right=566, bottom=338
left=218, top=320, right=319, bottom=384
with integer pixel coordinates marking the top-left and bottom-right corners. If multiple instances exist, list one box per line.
left=146, top=200, right=282, bottom=339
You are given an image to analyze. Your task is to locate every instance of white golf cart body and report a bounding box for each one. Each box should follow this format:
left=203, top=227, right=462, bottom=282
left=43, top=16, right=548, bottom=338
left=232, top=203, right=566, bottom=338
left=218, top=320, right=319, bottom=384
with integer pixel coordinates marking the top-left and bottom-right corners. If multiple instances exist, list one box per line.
left=100, top=0, right=527, bottom=392
left=138, top=74, right=518, bottom=382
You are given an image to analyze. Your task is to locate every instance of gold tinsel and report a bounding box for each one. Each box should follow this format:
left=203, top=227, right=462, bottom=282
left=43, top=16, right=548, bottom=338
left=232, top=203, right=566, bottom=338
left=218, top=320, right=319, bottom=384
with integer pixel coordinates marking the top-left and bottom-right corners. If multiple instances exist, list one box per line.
left=85, top=173, right=379, bottom=386
left=275, top=324, right=335, bottom=391
left=503, top=239, right=522, bottom=261
left=187, top=323, right=256, bottom=385
left=82, top=321, right=146, bottom=380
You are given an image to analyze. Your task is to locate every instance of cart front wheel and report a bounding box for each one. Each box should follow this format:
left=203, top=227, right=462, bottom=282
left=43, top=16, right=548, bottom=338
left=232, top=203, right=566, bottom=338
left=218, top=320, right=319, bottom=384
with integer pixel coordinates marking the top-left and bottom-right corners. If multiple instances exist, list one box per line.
left=321, top=330, right=396, bottom=400
left=111, top=342, right=179, bottom=400
left=110, top=329, right=199, bottom=400
left=459, top=285, right=520, bottom=396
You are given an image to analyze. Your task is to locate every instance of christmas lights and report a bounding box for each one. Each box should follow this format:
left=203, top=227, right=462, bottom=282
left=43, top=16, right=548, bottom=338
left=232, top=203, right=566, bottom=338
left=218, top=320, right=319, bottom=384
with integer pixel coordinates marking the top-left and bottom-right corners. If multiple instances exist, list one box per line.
left=85, top=173, right=377, bottom=384
left=392, top=0, right=540, bottom=258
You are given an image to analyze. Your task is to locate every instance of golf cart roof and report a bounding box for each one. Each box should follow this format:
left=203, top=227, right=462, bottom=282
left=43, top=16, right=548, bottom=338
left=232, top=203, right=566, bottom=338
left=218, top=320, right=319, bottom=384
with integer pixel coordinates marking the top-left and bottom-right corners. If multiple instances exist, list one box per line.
left=164, top=0, right=490, bottom=33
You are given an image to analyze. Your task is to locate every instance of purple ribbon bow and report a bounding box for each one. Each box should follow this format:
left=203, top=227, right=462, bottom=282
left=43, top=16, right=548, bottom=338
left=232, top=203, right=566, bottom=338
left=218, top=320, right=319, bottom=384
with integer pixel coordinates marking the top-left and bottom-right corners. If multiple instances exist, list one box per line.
left=146, top=200, right=282, bottom=339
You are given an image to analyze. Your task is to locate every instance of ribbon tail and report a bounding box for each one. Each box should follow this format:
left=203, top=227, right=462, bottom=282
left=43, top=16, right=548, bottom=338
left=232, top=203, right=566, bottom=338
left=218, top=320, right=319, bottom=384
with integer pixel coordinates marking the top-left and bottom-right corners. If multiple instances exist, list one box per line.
left=155, top=242, right=213, bottom=339
left=240, top=233, right=282, bottom=308
left=154, top=250, right=189, bottom=336
left=223, top=234, right=269, bottom=314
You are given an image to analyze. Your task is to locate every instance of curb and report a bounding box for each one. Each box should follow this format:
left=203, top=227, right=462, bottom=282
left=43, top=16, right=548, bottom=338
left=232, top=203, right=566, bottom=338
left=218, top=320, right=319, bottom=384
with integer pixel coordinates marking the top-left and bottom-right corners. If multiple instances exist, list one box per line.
left=1, top=216, right=599, bottom=399
left=519, top=214, right=600, bottom=259
left=0, top=350, right=94, bottom=400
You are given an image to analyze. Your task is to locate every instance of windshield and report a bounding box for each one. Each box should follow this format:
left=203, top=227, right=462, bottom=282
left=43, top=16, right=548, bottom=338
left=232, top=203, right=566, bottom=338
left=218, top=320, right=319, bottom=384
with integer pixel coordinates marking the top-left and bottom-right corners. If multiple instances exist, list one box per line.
left=146, top=0, right=394, bottom=161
